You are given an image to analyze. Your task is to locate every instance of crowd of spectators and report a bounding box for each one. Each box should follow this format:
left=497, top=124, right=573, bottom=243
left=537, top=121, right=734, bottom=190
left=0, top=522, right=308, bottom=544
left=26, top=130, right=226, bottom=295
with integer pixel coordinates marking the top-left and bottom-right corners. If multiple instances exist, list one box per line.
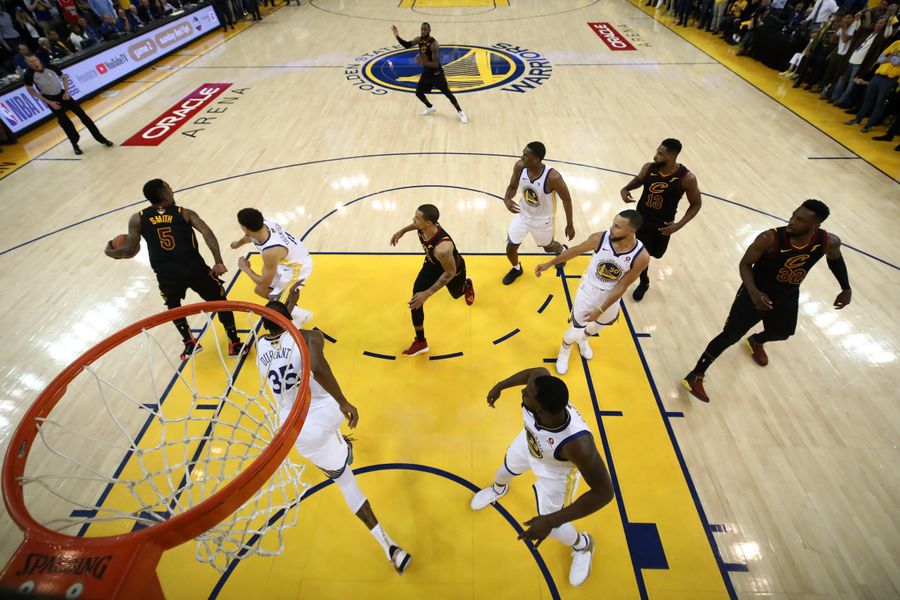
left=0, top=0, right=217, bottom=78
left=647, top=0, right=900, bottom=149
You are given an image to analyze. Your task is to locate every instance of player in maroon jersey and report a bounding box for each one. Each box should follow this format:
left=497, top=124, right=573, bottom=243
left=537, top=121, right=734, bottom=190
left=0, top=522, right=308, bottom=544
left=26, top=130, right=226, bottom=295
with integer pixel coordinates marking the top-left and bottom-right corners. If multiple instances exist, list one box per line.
left=620, top=138, right=702, bottom=301
left=683, top=199, right=852, bottom=402
left=390, top=204, right=474, bottom=356
left=390, top=22, right=467, bottom=124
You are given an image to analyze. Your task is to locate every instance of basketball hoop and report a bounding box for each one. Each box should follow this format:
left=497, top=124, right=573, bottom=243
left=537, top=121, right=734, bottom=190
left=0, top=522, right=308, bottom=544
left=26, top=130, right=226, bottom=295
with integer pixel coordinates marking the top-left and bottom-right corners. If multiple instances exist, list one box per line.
left=1, top=301, right=311, bottom=599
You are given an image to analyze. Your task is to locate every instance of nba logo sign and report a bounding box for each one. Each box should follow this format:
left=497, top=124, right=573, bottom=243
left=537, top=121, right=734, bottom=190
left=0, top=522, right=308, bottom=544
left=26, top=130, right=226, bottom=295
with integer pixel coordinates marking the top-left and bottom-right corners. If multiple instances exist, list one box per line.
left=0, top=103, right=18, bottom=125
left=96, top=63, right=108, bottom=74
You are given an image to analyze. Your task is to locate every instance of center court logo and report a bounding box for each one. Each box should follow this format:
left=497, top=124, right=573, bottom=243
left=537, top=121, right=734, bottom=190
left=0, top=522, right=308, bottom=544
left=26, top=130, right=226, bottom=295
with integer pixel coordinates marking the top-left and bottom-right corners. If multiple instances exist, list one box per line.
left=346, top=42, right=552, bottom=96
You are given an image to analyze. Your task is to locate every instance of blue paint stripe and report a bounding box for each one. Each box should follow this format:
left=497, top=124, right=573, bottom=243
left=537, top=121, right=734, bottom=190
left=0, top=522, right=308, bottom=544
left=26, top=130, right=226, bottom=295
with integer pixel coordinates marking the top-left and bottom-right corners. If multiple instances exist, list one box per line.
left=725, top=563, right=750, bottom=572
left=363, top=351, right=396, bottom=360
left=665, top=411, right=685, bottom=418
left=195, top=404, right=219, bottom=411
left=492, top=329, right=520, bottom=345
left=207, top=463, right=561, bottom=600
left=542, top=358, right=557, bottom=364
left=562, top=274, right=581, bottom=279
left=709, top=524, right=731, bottom=533
left=313, top=327, right=336, bottom=343
left=619, top=303, right=739, bottom=600
left=558, top=272, right=649, bottom=598
left=4, top=151, right=893, bottom=270
left=537, top=294, right=553, bottom=313
left=429, top=352, right=464, bottom=361
left=807, top=156, right=860, bottom=160
left=635, top=332, right=652, bottom=338
left=625, top=522, right=669, bottom=570
left=598, top=410, right=624, bottom=417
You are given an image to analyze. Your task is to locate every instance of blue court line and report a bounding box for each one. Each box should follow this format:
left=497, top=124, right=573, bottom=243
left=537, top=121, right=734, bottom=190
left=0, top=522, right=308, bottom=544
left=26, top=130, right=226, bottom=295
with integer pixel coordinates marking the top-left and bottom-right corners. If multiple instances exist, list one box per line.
left=363, top=351, right=396, bottom=360
left=309, top=0, right=600, bottom=23
left=724, top=563, right=750, bottom=572
left=141, top=403, right=159, bottom=411
left=313, top=327, right=337, bottom=343
left=195, top=404, right=219, bottom=411
left=664, top=411, right=685, bottom=418
left=598, top=410, right=625, bottom=417
left=542, top=358, right=557, bottom=364
left=3, top=151, right=894, bottom=271
left=557, top=275, right=650, bottom=598
left=709, top=523, right=733, bottom=533
left=492, top=329, right=520, bottom=345
left=537, top=294, right=553, bottom=313
left=562, top=274, right=581, bottom=279
left=635, top=333, right=652, bottom=338
left=429, top=352, right=464, bottom=360
left=33, top=157, right=81, bottom=161
left=207, top=462, right=561, bottom=600
left=807, top=156, right=861, bottom=160
left=621, top=303, right=739, bottom=599
left=301, top=184, right=504, bottom=241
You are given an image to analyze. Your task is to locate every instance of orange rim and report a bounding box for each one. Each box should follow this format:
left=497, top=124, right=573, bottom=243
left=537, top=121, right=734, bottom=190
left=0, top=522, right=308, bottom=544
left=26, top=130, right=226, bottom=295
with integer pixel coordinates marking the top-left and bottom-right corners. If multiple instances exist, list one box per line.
left=2, top=300, right=311, bottom=551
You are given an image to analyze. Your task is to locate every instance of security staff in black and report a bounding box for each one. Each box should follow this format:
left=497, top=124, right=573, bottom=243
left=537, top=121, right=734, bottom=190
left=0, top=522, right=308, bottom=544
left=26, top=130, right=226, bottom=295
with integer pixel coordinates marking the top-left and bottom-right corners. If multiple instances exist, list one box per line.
left=105, top=179, right=248, bottom=360
left=390, top=22, right=468, bottom=124
left=23, top=53, right=113, bottom=155
left=390, top=204, right=475, bottom=357
left=620, top=138, right=702, bottom=301
left=682, top=199, right=852, bottom=403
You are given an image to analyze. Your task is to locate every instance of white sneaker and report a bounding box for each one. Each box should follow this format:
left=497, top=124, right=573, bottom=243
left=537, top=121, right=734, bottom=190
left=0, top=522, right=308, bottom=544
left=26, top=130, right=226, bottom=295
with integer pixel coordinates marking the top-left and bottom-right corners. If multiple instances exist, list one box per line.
left=556, top=345, right=572, bottom=375
left=458, top=110, right=468, bottom=124
left=420, top=106, right=437, bottom=116
left=470, top=483, right=508, bottom=510
left=569, top=533, right=594, bottom=587
left=389, top=545, right=412, bottom=575
left=578, top=338, right=593, bottom=360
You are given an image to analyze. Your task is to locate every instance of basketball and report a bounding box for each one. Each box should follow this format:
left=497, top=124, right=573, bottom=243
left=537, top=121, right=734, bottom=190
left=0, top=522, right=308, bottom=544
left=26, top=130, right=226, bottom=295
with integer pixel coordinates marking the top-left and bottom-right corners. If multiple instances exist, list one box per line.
left=110, top=234, right=127, bottom=249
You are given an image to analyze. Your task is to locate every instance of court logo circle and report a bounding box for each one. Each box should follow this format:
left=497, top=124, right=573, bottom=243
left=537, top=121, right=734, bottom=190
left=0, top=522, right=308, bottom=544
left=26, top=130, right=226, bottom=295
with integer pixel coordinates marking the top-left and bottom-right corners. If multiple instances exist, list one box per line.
left=346, top=43, right=552, bottom=95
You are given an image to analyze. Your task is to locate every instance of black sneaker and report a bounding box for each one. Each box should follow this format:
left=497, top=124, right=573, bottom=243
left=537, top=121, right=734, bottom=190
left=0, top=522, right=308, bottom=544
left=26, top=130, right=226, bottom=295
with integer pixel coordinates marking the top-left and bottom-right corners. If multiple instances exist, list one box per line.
left=72, top=144, right=83, bottom=155
left=632, top=283, right=649, bottom=301
left=180, top=339, right=203, bottom=360
left=502, top=266, right=523, bottom=285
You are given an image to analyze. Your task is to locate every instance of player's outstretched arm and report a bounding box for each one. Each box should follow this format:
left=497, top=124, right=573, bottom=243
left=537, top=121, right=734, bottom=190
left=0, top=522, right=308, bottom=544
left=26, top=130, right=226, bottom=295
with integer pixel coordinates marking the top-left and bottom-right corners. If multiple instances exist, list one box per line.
left=503, top=160, right=524, bottom=213
left=518, top=434, right=614, bottom=546
left=620, top=162, right=651, bottom=203
left=740, top=230, right=776, bottom=311
left=486, top=367, right=551, bottom=407
left=534, top=233, right=600, bottom=277
left=230, top=234, right=251, bottom=249
left=105, top=213, right=141, bottom=259
left=391, top=24, right=418, bottom=48
left=301, top=329, right=358, bottom=428
left=390, top=224, right=416, bottom=246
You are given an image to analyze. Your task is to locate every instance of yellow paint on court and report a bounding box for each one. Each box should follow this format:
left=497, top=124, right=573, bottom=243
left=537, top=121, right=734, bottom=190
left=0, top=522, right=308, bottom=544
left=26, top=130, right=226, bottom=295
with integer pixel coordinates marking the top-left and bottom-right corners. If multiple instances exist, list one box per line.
left=78, top=254, right=734, bottom=598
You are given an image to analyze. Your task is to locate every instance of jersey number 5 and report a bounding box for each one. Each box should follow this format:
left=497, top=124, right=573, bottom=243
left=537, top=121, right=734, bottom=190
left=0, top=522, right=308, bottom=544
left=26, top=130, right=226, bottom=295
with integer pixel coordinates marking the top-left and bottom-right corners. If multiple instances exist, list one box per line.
left=157, top=227, right=176, bottom=251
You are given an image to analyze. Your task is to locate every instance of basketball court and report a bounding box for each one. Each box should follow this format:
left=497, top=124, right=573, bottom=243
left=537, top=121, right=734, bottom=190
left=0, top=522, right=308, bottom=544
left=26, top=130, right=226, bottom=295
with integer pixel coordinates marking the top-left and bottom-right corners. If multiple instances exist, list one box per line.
left=0, top=2, right=898, bottom=599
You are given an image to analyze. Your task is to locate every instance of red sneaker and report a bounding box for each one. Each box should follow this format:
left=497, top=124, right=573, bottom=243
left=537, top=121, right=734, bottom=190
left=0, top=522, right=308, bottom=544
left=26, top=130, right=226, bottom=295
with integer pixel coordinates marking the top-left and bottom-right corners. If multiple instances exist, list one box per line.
left=228, top=340, right=251, bottom=357
left=180, top=339, right=203, bottom=360
left=402, top=339, right=429, bottom=356
left=464, top=278, right=475, bottom=306
left=745, top=336, right=768, bottom=366
left=681, top=372, right=710, bottom=403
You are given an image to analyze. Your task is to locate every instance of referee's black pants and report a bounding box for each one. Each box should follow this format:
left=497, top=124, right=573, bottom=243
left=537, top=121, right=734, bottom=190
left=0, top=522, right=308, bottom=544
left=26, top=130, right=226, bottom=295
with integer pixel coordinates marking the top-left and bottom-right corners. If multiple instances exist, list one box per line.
left=45, top=93, right=106, bottom=147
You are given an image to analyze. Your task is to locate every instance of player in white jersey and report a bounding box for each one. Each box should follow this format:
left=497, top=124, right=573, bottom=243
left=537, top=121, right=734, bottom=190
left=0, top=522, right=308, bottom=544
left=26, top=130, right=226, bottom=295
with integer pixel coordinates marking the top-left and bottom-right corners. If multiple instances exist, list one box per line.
left=470, top=367, right=614, bottom=587
left=536, top=210, right=649, bottom=375
left=232, top=208, right=314, bottom=325
left=502, top=141, right=576, bottom=285
left=256, top=283, right=413, bottom=575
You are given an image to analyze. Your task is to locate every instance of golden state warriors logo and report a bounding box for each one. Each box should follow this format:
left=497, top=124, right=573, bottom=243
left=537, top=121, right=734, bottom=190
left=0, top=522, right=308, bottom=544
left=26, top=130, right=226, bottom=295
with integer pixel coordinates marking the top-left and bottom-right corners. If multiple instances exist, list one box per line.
left=522, top=188, right=540, bottom=206
left=346, top=43, right=552, bottom=96
left=525, top=428, right=543, bottom=459
left=596, top=261, right=622, bottom=282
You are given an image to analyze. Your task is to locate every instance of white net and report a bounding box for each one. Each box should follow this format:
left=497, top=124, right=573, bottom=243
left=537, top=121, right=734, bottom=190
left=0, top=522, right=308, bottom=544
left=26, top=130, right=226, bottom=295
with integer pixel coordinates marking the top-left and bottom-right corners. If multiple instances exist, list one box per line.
left=17, top=308, right=310, bottom=573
